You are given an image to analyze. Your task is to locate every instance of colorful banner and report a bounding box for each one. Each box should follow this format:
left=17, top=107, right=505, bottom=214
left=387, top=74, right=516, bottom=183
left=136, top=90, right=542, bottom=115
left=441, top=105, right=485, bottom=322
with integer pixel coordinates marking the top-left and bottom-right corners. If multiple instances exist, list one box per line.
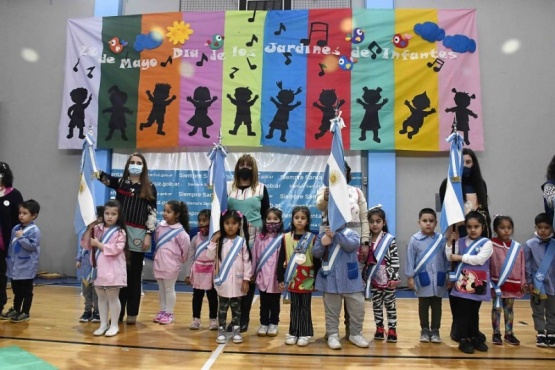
left=59, top=9, right=482, bottom=152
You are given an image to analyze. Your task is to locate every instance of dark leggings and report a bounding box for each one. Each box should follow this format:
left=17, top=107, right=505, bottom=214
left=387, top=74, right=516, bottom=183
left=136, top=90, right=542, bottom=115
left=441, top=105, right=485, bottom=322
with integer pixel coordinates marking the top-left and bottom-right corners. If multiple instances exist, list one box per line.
left=192, top=288, right=218, bottom=319
left=12, top=279, right=34, bottom=315
left=119, top=251, right=144, bottom=318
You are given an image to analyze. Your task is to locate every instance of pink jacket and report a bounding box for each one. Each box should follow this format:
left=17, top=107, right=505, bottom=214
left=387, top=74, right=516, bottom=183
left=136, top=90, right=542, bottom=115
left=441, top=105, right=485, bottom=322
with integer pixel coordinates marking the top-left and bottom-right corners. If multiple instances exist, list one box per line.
left=206, top=237, right=252, bottom=298
left=490, top=238, right=526, bottom=298
left=153, top=221, right=190, bottom=280
left=81, top=224, right=127, bottom=287
left=252, top=232, right=281, bottom=293
left=188, top=233, right=216, bottom=290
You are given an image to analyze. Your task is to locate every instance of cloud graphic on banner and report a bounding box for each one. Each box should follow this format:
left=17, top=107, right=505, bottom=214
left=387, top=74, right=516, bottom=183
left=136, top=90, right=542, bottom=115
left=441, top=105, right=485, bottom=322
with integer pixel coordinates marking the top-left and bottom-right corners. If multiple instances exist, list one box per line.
left=443, top=34, right=476, bottom=53
left=414, top=21, right=445, bottom=42
left=134, top=31, right=164, bottom=52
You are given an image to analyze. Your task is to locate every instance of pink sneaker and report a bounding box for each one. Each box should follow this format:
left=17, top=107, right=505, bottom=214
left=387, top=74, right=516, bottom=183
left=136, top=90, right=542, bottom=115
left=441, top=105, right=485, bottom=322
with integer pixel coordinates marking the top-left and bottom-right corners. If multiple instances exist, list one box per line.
left=153, top=311, right=165, bottom=323
left=159, top=312, right=175, bottom=325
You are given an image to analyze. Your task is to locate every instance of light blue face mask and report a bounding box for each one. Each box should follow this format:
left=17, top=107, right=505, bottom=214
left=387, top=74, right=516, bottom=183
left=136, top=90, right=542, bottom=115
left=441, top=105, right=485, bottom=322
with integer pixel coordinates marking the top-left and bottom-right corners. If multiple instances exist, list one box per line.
left=128, top=164, right=143, bottom=175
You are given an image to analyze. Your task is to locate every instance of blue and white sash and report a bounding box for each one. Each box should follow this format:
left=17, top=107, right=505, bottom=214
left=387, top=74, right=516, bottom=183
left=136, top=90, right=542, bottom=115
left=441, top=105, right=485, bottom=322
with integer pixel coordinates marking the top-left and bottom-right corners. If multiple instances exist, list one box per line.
left=283, top=233, right=314, bottom=301
left=11, top=224, right=38, bottom=254
left=413, top=233, right=445, bottom=275
left=491, top=241, right=521, bottom=309
left=88, top=226, right=118, bottom=282
left=364, top=232, right=394, bottom=299
left=533, top=239, right=555, bottom=299
left=214, top=236, right=245, bottom=286
left=255, top=234, right=283, bottom=275
left=194, top=238, right=210, bottom=260
left=449, top=237, right=489, bottom=282
left=155, top=227, right=184, bottom=252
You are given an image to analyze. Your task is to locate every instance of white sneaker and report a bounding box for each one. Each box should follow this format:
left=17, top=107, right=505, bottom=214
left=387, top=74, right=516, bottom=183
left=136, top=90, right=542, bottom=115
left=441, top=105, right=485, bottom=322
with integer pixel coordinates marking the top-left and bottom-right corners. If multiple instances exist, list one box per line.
left=257, top=325, right=269, bottom=336
left=267, top=324, right=278, bottom=337
left=216, top=327, right=227, bottom=344
left=93, top=326, right=109, bottom=336
left=209, top=318, right=218, bottom=330
left=105, top=327, right=119, bottom=337
left=348, top=334, right=369, bottom=348
left=327, top=333, right=342, bottom=350
left=285, top=333, right=298, bottom=345
left=190, top=317, right=201, bottom=330
left=232, top=325, right=243, bottom=344
left=297, top=336, right=310, bottom=347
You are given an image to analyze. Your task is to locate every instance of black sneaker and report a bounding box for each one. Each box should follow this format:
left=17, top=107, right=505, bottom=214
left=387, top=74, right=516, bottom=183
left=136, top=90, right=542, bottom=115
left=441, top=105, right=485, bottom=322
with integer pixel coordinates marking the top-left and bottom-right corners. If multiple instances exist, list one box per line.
left=547, top=334, right=555, bottom=348
left=374, top=326, right=385, bottom=340
left=536, top=333, right=548, bottom=348
left=91, top=311, right=100, bottom=323
left=0, top=307, right=17, bottom=320
left=79, top=310, right=92, bottom=322
left=504, top=333, right=520, bottom=346
left=492, top=332, right=502, bottom=345
left=10, top=312, right=30, bottom=323
left=472, top=337, right=488, bottom=352
left=459, top=338, right=474, bottom=354
left=386, top=328, right=398, bottom=343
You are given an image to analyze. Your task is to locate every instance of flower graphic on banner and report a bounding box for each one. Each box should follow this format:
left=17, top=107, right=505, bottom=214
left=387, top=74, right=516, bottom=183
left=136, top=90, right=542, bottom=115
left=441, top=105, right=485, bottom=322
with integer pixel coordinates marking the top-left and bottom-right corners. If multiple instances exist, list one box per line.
left=166, top=20, right=194, bottom=45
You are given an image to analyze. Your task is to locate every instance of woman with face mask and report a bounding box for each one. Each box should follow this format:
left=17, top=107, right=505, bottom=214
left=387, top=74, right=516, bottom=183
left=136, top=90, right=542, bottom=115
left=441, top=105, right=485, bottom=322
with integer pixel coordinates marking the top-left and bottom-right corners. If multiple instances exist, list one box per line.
left=98, top=153, right=157, bottom=325
left=227, top=154, right=270, bottom=333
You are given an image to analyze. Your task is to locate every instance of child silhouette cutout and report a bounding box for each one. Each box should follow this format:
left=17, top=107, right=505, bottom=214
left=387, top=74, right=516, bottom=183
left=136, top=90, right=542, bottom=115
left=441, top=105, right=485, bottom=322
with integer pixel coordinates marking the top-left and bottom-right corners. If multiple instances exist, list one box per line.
left=356, top=86, right=388, bottom=143
left=265, top=81, right=302, bottom=143
left=227, top=87, right=259, bottom=136
left=139, top=83, right=176, bottom=136
left=313, top=89, right=345, bottom=140
left=445, top=88, right=478, bottom=146
left=186, top=86, right=218, bottom=139
left=398, top=92, right=436, bottom=139
left=103, top=85, right=132, bottom=141
left=67, top=87, right=92, bottom=139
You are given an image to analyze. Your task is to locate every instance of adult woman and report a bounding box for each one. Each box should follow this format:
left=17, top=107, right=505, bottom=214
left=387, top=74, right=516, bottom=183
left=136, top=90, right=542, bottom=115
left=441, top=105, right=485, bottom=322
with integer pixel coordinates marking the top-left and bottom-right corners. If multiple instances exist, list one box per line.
left=227, top=154, right=270, bottom=332
left=0, top=162, right=23, bottom=316
left=542, top=154, right=555, bottom=220
left=99, top=153, right=157, bottom=324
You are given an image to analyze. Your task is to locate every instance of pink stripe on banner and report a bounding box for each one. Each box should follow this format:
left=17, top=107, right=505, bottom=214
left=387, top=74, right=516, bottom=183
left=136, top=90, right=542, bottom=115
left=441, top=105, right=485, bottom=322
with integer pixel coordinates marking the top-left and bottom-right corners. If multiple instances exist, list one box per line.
left=179, top=12, right=225, bottom=146
left=438, top=9, right=483, bottom=151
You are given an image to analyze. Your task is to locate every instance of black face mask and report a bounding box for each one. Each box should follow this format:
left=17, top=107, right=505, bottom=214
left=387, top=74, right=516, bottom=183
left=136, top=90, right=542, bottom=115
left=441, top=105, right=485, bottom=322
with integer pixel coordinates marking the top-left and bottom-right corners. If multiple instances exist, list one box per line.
left=237, top=168, right=253, bottom=180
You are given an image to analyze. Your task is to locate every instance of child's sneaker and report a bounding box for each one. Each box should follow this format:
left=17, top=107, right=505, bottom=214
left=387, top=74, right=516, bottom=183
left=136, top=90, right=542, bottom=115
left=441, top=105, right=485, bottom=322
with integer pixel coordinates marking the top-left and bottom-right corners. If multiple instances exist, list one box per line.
left=232, top=325, right=243, bottom=344
left=492, top=332, right=502, bottom=345
left=504, top=333, right=520, bottom=346
left=536, top=333, right=548, bottom=348
left=285, top=333, right=298, bottom=345
left=79, top=310, right=92, bottom=322
left=430, top=329, right=441, bottom=344
left=419, top=328, right=430, bottom=343
left=91, top=311, right=100, bottom=323
left=257, top=325, right=269, bottom=336
left=159, top=312, right=175, bottom=325
left=374, top=326, right=385, bottom=340
left=0, top=307, right=17, bottom=320
left=10, top=312, right=30, bottom=323
left=297, top=336, right=309, bottom=347
left=547, top=334, right=555, bottom=348
left=153, top=311, right=165, bottom=323
left=386, top=328, right=398, bottom=343
left=267, top=324, right=278, bottom=337
left=216, top=327, right=227, bottom=344
left=209, top=318, right=218, bottom=330
left=190, top=317, right=201, bottom=330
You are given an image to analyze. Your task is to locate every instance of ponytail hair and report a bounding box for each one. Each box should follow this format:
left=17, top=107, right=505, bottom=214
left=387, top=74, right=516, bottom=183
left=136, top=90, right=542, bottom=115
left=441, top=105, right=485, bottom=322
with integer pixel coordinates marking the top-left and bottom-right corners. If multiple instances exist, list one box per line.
left=165, top=200, right=190, bottom=233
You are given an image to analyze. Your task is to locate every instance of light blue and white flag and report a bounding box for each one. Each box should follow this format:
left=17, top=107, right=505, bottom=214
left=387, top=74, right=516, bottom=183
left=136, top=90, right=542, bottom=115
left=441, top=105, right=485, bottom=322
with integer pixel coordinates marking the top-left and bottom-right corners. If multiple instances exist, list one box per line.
left=323, top=110, right=352, bottom=232
left=74, top=133, right=99, bottom=234
left=207, top=142, right=228, bottom=237
left=440, top=132, right=465, bottom=234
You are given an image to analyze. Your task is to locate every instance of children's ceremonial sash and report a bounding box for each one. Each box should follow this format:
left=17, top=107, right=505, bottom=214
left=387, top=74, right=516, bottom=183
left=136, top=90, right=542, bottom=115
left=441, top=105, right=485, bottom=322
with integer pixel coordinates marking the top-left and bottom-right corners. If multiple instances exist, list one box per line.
left=364, top=232, right=394, bottom=299
left=255, top=234, right=283, bottom=275
left=87, top=226, right=118, bottom=282
left=413, top=233, right=445, bottom=275
left=155, top=227, right=184, bottom=252
left=533, top=239, right=555, bottom=299
left=283, top=232, right=314, bottom=302
left=491, top=240, right=521, bottom=309
left=214, top=236, right=244, bottom=286
left=194, top=237, right=210, bottom=260
left=11, top=224, right=38, bottom=254
left=449, top=237, right=489, bottom=282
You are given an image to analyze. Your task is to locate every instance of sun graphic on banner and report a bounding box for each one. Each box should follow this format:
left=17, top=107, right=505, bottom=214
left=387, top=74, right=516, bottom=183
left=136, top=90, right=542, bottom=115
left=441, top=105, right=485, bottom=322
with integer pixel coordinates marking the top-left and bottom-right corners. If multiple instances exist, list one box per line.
left=166, top=21, right=194, bottom=45
left=329, top=170, right=342, bottom=186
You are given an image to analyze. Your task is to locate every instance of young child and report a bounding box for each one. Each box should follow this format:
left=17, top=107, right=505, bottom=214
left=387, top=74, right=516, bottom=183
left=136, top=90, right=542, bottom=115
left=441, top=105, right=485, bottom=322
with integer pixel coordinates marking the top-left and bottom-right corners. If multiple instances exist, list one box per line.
left=489, top=215, right=526, bottom=346
left=76, top=205, right=104, bottom=323
left=81, top=200, right=128, bottom=337
left=207, top=210, right=252, bottom=344
left=313, top=218, right=368, bottom=350
left=185, top=209, right=218, bottom=330
left=153, top=200, right=190, bottom=325
left=1, top=199, right=41, bottom=323
left=361, top=206, right=400, bottom=343
left=252, top=207, right=284, bottom=337
left=524, top=212, right=555, bottom=348
left=405, top=208, right=449, bottom=344
left=446, top=211, right=493, bottom=354
left=277, top=206, right=317, bottom=347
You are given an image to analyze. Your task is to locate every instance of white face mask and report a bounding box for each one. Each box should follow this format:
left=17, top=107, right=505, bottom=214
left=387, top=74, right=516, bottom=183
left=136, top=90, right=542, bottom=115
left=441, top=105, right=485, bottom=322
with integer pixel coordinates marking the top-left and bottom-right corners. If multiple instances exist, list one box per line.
left=128, top=164, right=143, bottom=175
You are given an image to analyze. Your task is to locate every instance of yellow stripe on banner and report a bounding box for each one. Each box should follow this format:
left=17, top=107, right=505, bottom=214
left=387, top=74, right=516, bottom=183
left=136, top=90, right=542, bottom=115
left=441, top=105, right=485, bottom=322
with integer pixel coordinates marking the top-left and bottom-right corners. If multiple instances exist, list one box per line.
left=394, top=9, right=439, bottom=151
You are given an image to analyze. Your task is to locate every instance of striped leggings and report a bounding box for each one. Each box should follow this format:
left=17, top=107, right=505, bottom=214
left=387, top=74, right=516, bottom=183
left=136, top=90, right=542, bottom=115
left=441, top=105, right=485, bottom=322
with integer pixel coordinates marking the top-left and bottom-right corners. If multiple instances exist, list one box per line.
left=371, top=288, right=397, bottom=329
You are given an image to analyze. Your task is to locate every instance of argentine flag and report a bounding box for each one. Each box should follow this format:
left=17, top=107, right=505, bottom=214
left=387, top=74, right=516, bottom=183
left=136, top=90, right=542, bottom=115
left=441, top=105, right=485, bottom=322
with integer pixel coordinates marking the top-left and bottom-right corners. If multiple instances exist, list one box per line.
left=323, top=112, right=352, bottom=232
left=207, top=144, right=228, bottom=237
left=440, top=132, right=465, bottom=234
left=74, top=134, right=99, bottom=234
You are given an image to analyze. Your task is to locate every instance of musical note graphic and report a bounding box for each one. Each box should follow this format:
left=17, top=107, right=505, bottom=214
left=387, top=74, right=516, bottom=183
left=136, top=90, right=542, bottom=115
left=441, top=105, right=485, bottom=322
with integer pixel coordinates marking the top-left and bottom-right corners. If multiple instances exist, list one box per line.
left=274, top=22, right=286, bottom=36
left=367, top=41, right=383, bottom=60
left=229, top=67, right=239, bottom=79
left=246, top=34, right=258, bottom=47
left=196, top=53, right=209, bottom=67
left=283, top=52, right=292, bottom=66
left=72, top=58, right=80, bottom=72
left=427, top=58, right=445, bottom=72
left=161, top=56, right=173, bottom=67
left=300, top=22, right=329, bottom=47
left=247, top=58, right=257, bottom=70
left=318, top=63, right=327, bottom=77
left=86, top=66, right=95, bottom=79
left=248, top=3, right=257, bottom=22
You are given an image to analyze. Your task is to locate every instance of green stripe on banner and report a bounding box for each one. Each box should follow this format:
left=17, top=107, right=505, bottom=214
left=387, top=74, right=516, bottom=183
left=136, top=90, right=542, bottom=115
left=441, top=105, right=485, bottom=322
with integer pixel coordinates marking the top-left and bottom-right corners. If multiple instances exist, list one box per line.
left=97, top=15, right=142, bottom=149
